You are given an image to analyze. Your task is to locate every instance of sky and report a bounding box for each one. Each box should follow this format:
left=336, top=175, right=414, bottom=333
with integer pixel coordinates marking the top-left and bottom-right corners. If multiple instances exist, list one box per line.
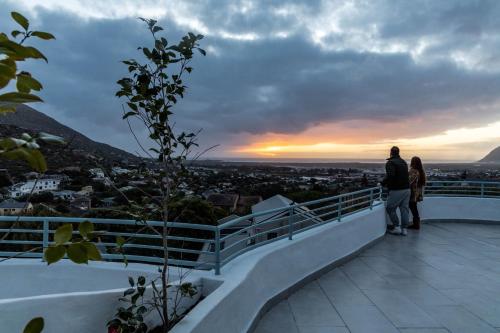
left=2, top=0, right=500, bottom=162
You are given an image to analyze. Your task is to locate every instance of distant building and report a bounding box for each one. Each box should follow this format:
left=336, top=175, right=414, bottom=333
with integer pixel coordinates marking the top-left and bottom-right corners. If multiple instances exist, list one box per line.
left=118, top=185, right=135, bottom=192
left=236, top=195, right=263, bottom=215
left=111, top=167, right=130, bottom=176
left=52, top=190, right=77, bottom=201
left=70, top=197, right=91, bottom=212
left=197, top=214, right=253, bottom=268
left=0, top=199, right=33, bottom=216
left=101, top=197, right=115, bottom=207
left=9, top=178, right=61, bottom=198
left=77, top=186, right=94, bottom=196
left=207, top=193, right=239, bottom=213
left=89, top=168, right=105, bottom=178
left=251, top=194, right=322, bottom=242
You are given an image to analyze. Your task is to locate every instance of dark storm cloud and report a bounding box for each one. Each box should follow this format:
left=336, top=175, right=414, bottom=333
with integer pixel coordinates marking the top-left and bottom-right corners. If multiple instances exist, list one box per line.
left=2, top=0, right=500, bottom=153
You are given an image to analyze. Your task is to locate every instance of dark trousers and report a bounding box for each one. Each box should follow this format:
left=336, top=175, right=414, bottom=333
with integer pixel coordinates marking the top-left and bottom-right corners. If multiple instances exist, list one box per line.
left=409, top=201, right=419, bottom=220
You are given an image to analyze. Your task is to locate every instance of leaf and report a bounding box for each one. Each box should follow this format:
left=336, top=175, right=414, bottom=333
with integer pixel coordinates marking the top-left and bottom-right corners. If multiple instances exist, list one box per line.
left=25, top=149, right=47, bottom=172
left=67, top=243, right=88, bottom=264
left=82, top=242, right=102, bottom=261
left=0, top=59, right=17, bottom=89
left=11, top=12, right=29, bottom=31
left=23, top=317, right=44, bottom=333
left=31, top=31, right=56, bottom=40
left=54, top=224, right=73, bottom=245
left=122, top=111, right=136, bottom=119
left=116, top=236, right=126, bottom=247
left=128, top=276, right=135, bottom=287
left=1, top=148, right=47, bottom=172
left=197, top=48, right=206, bottom=56
left=123, top=288, right=135, bottom=296
left=137, top=276, right=146, bottom=286
left=38, top=132, right=65, bottom=144
left=0, top=92, right=42, bottom=103
left=44, top=245, right=66, bottom=265
left=11, top=30, right=22, bottom=38
left=79, top=221, right=94, bottom=239
left=127, top=102, right=138, bottom=111
left=17, top=73, right=43, bottom=93
left=24, top=46, right=48, bottom=62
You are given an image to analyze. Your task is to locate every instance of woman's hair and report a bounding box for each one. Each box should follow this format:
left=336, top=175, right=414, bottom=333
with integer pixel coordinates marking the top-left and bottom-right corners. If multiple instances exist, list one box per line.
left=410, top=156, right=426, bottom=186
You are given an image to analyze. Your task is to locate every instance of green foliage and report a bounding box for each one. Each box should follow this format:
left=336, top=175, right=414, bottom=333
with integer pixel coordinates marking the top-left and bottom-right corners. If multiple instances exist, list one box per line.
left=107, top=276, right=149, bottom=333
left=0, top=11, right=61, bottom=172
left=23, top=317, right=44, bottom=333
left=116, top=18, right=205, bottom=165
left=179, top=282, right=197, bottom=298
left=44, top=221, right=102, bottom=265
left=0, top=11, right=54, bottom=109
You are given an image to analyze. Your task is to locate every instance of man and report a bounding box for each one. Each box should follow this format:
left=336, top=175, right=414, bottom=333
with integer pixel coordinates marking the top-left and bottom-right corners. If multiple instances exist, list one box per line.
left=382, top=146, right=410, bottom=236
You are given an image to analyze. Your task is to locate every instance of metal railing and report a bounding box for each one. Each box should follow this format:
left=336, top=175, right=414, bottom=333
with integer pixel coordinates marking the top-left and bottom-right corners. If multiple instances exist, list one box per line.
left=425, top=180, right=500, bottom=198
left=0, top=181, right=497, bottom=275
left=0, top=187, right=382, bottom=275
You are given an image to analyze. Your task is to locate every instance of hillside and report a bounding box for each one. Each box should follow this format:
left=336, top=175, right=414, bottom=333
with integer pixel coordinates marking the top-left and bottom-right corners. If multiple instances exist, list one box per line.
left=0, top=105, right=143, bottom=175
left=0, top=105, right=140, bottom=164
left=479, top=146, right=500, bottom=163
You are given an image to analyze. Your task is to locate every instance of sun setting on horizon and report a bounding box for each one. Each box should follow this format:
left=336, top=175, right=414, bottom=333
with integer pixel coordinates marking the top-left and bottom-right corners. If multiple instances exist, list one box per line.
left=233, top=121, right=500, bottom=161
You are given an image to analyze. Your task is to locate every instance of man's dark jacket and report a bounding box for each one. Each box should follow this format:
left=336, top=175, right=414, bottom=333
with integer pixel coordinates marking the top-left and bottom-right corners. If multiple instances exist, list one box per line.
left=382, top=155, right=410, bottom=191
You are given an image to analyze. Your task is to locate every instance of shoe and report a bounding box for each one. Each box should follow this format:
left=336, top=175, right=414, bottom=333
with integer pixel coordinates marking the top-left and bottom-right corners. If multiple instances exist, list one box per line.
left=387, top=226, right=402, bottom=235
left=387, top=224, right=395, bottom=231
left=408, top=218, right=420, bottom=230
left=401, top=228, right=408, bottom=236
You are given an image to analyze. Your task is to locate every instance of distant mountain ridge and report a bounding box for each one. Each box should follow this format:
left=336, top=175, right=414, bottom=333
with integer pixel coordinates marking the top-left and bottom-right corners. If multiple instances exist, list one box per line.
left=479, top=146, right=500, bottom=163
left=0, top=105, right=140, bottom=163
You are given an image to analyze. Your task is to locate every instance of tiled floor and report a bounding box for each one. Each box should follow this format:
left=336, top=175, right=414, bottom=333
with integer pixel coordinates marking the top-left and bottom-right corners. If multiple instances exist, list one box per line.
left=254, top=223, right=500, bottom=333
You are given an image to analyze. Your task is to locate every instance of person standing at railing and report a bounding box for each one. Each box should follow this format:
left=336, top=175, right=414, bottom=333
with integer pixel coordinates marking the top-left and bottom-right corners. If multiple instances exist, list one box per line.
left=381, top=146, right=411, bottom=236
left=408, top=156, right=426, bottom=230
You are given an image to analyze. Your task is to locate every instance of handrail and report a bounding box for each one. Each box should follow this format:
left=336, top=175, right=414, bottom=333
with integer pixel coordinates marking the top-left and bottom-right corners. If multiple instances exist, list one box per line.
left=425, top=180, right=500, bottom=198
left=0, top=181, right=498, bottom=275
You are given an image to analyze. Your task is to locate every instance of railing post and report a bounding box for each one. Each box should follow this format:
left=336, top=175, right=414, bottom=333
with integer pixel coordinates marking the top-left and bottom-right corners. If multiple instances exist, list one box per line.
left=337, top=196, right=342, bottom=221
left=42, top=219, right=49, bottom=261
left=369, top=189, right=373, bottom=210
left=214, top=227, right=221, bottom=276
left=481, top=183, right=484, bottom=198
left=288, top=206, right=294, bottom=240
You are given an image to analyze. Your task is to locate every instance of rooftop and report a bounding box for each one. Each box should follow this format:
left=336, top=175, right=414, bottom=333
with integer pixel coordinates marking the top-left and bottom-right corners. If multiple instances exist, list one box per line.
left=255, top=222, right=500, bottom=333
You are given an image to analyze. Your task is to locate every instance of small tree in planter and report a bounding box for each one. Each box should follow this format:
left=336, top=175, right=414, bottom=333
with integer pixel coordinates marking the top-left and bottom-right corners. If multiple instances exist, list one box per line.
left=112, top=18, right=206, bottom=332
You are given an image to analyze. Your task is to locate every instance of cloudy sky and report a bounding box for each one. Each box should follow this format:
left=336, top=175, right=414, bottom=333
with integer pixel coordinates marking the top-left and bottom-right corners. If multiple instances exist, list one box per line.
left=3, top=0, right=500, bottom=161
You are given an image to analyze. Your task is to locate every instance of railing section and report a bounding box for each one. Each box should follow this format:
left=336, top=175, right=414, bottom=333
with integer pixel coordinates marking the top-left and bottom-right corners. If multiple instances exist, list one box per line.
left=0, top=181, right=498, bottom=274
left=425, top=180, right=500, bottom=198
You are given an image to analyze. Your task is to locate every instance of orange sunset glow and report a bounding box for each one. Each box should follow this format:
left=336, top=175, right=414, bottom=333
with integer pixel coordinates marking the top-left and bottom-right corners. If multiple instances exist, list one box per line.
left=233, top=120, right=500, bottom=161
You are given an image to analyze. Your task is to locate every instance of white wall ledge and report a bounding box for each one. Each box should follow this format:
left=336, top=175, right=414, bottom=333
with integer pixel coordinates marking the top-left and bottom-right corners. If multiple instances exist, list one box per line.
left=172, top=205, right=387, bottom=333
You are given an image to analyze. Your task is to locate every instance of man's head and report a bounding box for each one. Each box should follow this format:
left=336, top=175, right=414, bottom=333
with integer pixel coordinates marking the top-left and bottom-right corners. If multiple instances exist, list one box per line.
left=390, top=146, right=400, bottom=157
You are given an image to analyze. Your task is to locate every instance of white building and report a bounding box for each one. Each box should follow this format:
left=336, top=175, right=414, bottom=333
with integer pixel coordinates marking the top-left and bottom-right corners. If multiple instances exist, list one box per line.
left=111, top=167, right=130, bottom=176
left=251, top=194, right=322, bottom=242
left=9, top=178, right=61, bottom=198
left=89, top=168, right=105, bottom=178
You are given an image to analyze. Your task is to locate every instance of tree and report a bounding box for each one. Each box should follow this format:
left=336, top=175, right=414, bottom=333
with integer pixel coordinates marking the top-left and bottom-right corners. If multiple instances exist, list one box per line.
left=114, top=18, right=205, bottom=332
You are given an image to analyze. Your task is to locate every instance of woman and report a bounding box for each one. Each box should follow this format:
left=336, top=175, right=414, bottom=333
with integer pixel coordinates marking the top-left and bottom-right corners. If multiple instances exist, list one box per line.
left=408, top=156, right=426, bottom=230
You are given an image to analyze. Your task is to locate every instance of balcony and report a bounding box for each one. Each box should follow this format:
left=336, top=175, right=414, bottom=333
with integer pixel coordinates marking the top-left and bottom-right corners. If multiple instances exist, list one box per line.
left=0, top=181, right=499, bottom=333
left=254, top=222, right=500, bottom=333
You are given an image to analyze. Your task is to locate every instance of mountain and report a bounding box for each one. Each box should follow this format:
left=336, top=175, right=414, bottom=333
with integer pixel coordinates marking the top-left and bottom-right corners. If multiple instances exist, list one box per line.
left=479, top=146, right=500, bottom=163
left=0, top=105, right=141, bottom=168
